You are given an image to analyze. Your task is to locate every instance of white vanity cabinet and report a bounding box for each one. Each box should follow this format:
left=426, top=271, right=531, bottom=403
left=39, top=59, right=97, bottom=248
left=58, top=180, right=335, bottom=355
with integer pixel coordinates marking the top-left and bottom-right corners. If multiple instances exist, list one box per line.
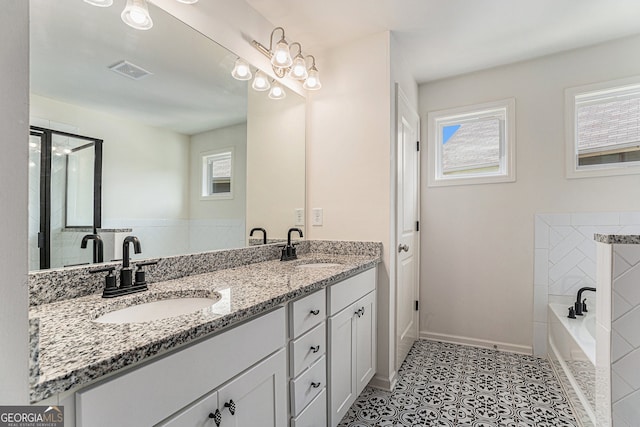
left=76, top=307, right=287, bottom=427
left=288, top=289, right=327, bottom=427
left=327, top=268, right=377, bottom=427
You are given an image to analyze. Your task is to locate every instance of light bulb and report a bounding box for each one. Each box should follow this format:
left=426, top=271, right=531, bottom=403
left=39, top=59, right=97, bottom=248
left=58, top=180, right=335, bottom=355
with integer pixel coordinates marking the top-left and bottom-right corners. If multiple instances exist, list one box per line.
left=271, top=40, right=292, bottom=68
left=231, top=58, right=252, bottom=81
left=121, top=0, right=153, bottom=30
left=303, top=67, right=322, bottom=90
left=83, top=0, right=114, bottom=6
left=288, top=55, right=308, bottom=80
left=29, top=142, right=37, bottom=148
left=252, top=70, right=270, bottom=91
left=268, top=81, right=286, bottom=100
left=176, top=0, right=198, bottom=3
left=63, top=148, right=72, bottom=155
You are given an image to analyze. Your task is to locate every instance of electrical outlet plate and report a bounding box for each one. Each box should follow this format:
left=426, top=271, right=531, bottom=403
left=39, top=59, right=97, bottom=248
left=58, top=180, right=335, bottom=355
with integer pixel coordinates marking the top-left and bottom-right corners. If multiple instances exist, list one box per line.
left=312, top=208, right=323, bottom=226
left=295, top=208, right=304, bottom=226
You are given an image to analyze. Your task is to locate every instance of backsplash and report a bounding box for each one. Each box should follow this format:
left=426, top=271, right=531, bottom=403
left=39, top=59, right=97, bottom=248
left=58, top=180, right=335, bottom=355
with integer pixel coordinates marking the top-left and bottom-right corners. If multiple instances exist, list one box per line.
left=28, top=240, right=383, bottom=306
left=533, top=212, right=640, bottom=356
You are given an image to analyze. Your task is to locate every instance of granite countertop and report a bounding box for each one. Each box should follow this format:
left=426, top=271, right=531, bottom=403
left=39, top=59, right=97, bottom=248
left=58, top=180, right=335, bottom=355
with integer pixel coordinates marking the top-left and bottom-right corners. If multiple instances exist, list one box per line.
left=594, top=234, right=640, bottom=244
left=29, top=253, right=379, bottom=402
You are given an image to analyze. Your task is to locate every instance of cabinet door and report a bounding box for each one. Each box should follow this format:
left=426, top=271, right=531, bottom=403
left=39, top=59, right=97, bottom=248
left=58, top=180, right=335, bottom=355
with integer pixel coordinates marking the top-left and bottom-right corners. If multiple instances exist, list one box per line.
left=355, top=291, right=376, bottom=395
left=157, top=391, right=219, bottom=427
left=217, top=349, right=287, bottom=427
left=328, top=303, right=357, bottom=427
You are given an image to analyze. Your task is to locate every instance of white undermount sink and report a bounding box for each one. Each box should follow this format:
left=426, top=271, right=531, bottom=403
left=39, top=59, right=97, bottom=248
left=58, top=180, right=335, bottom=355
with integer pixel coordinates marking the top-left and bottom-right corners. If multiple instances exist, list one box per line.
left=94, top=294, right=222, bottom=324
left=296, top=263, right=342, bottom=268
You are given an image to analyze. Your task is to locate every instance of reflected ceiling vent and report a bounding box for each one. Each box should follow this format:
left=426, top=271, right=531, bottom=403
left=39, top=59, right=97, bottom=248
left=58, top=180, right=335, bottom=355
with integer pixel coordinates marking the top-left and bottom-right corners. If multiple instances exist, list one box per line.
left=108, top=60, right=152, bottom=80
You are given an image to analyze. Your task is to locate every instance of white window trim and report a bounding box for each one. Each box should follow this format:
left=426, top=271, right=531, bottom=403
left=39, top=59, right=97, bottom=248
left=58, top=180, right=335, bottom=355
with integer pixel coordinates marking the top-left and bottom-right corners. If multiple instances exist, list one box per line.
left=200, top=147, right=234, bottom=200
left=427, top=98, right=516, bottom=187
left=565, top=75, right=640, bottom=179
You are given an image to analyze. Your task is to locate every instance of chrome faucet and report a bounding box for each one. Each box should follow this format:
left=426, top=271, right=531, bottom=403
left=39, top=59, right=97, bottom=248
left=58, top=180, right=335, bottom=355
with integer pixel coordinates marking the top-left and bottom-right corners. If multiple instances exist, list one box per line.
left=80, top=234, right=104, bottom=263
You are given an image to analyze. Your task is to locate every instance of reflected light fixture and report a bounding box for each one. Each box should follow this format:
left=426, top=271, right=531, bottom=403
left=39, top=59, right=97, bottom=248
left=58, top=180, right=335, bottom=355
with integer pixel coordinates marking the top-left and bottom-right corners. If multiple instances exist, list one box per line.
left=252, top=70, right=271, bottom=92
left=288, top=43, right=308, bottom=80
left=231, top=58, right=252, bottom=81
left=121, top=0, right=153, bottom=30
left=83, top=0, right=114, bottom=7
left=268, top=81, right=286, bottom=100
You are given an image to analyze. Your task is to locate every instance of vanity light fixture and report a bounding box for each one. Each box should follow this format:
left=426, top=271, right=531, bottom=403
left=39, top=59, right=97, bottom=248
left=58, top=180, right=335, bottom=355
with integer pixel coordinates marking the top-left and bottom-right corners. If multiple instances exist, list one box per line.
left=121, top=0, right=153, bottom=30
left=251, top=26, right=321, bottom=91
left=252, top=70, right=271, bottom=91
left=83, top=0, right=114, bottom=7
left=231, top=58, right=252, bottom=81
left=268, top=81, right=286, bottom=100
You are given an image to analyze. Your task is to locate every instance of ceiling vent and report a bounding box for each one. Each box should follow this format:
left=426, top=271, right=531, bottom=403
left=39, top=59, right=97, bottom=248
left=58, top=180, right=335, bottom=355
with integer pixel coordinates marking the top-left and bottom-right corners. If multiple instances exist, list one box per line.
left=108, top=60, right=152, bottom=80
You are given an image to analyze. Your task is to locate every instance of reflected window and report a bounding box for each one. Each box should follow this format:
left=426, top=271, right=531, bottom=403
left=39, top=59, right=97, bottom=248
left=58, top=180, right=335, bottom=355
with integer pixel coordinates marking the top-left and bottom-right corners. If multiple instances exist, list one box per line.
left=202, top=149, right=233, bottom=199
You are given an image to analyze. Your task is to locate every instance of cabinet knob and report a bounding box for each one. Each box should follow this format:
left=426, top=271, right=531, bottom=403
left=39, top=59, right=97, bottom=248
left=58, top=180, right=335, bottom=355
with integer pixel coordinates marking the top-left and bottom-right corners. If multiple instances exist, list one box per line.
left=355, top=307, right=365, bottom=317
left=224, top=399, right=236, bottom=415
left=209, top=409, right=222, bottom=426
left=310, top=309, right=320, bottom=315
left=311, top=381, right=321, bottom=388
left=310, top=345, right=320, bottom=353
left=398, top=244, right=409, bottom=253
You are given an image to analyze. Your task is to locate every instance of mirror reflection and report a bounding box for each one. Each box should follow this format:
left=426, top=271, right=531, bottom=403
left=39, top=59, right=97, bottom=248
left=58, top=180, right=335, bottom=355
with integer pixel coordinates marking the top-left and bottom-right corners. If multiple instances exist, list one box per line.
left=29, top=0, right=306, bottom=271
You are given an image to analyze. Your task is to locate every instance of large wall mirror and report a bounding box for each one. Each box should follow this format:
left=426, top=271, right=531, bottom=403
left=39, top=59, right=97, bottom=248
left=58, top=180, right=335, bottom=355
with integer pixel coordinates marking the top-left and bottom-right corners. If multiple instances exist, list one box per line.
left=29, top=0, right=306, bottom=271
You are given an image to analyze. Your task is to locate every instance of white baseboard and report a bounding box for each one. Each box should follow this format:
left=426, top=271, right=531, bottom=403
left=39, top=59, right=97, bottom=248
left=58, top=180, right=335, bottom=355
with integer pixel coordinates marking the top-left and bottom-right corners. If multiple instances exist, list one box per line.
left=368, top=371, right=397, bottom=392
left=420, top=331, right=532, bottom=355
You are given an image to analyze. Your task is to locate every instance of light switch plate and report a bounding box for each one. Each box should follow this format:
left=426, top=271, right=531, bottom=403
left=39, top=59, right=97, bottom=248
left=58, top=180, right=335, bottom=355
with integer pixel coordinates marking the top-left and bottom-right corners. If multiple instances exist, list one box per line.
left=295, top=208, right=305, bottom=226
left=312, top=208, right=323, bottom=226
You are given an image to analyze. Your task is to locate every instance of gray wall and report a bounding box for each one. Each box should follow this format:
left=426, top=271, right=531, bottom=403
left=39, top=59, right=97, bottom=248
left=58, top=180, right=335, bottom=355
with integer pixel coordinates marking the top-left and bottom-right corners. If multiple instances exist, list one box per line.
left=0, top=0, right=29, bottom=404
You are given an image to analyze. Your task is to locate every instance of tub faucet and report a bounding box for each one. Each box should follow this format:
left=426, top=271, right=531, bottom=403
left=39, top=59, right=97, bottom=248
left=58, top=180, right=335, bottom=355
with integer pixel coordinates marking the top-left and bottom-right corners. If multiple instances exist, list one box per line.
left=574, top=287, right=596, bottom=316
left=80, top=234, right=103, bottom=263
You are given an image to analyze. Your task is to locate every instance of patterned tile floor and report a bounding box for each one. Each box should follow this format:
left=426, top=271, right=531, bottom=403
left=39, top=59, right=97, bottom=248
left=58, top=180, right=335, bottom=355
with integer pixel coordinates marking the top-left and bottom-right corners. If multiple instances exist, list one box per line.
left=338, top=340, right=579, bottom=427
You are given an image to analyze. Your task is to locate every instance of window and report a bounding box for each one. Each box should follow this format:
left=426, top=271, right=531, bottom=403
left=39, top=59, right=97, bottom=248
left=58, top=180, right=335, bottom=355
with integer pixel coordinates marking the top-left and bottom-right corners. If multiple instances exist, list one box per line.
left=566, top=77, right=640, bottom=178
left=201, top=149, right=233, bottom=199
left=427, top=98, right=516, bottom=186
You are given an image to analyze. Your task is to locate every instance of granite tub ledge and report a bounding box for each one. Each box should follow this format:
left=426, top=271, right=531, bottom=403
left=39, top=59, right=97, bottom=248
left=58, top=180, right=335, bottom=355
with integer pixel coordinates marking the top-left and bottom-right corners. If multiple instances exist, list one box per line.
left=29, top=252, right=380, bottom=402
left=594, top=234, right=640, bottom=244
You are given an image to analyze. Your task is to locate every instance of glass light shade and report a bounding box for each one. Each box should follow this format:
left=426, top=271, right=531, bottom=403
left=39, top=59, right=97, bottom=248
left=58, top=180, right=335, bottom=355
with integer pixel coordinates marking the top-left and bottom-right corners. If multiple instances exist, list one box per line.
left=268, top=82, right=286, bottom=100
left=176, top=0, right=198, bottom=3
left=271, top=40, right=293, bottom=68
left=288, top=55, right=308, bottom=80
left=121, top=0, right=153, bottom=30
left=83, top=0, right=114, bottom=7
left=303, top=68, right=322, bottom=90
left=231, top=58, right=252, bottom=81
left=252, top=70, right=271, bottom=91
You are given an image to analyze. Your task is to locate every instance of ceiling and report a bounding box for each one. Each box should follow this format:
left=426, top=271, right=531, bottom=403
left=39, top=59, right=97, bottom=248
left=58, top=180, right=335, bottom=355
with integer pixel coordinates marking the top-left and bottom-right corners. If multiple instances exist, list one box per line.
left=245, top=0, right=640, bottom=83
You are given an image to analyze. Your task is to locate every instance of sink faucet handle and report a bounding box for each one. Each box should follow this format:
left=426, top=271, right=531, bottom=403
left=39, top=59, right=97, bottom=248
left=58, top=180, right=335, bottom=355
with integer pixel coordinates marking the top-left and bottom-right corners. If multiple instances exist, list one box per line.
left=89, top=266, right=117, bottom=292
left=134, top=260, right=160, bottom=287
left=582, top=298, right=588, bottom=313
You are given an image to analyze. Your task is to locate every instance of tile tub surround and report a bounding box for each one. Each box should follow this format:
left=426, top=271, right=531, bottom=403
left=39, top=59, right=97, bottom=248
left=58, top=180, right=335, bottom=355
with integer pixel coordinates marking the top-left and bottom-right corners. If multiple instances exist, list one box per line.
left=28, top=248, right=380, bottom=402
left=29, top=239, right=383, bottom=306
left=533, top=213, right=640, bottom=356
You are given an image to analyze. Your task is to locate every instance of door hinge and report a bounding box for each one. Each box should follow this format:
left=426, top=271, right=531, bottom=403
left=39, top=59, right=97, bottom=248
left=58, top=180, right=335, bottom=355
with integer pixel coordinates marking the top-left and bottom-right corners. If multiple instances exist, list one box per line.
left=416, top=221, right=420, bottom=232
left=415, top=300, right=419, bottom=311
left=416, top=141, right=420, bottom=151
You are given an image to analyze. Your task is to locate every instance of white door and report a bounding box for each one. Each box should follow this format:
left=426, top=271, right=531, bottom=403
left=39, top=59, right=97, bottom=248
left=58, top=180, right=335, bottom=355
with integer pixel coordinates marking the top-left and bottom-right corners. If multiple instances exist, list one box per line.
left=395, top=85, right=420, bottom=370
left=217, top=349, right=287, bottom=427
left=328, top=305, right=356, bottom=427
left=355, top=291, right=376, bottom=395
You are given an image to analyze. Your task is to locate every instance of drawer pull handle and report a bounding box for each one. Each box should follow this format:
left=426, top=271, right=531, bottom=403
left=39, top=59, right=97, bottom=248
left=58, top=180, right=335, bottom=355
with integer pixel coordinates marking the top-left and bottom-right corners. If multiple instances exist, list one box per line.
left=310, top=309, right=320, bottom=315
left=311, top=345, right=320, bottom=353
left=311, top=381, right=321, bottom=388
left=209, top=409, right=222, bottom=426
left=224, top=399, right=236, bottom=415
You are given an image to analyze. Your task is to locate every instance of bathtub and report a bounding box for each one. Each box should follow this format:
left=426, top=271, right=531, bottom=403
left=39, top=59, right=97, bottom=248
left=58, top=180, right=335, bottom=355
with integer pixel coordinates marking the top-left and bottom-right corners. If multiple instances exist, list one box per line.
left=548, top=303, right=596, bottom=426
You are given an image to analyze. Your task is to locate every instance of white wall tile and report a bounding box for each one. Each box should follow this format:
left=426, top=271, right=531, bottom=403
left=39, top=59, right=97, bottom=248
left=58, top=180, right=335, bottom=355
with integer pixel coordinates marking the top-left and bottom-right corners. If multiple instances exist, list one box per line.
left=613, top=264, right=640, bottom=306
left=613, top=290, right=634, bottom=321
left=550, top=252, right=586, bottom=282
left=578, top=257, right=596, bottom=281
left=533, top=321, right=547, bottom=357
left=613, top=349, right=640, bottom=390
left=620, top=212, right=640, bottom=225
left=538, top=213, right=571, bottom=226
left=534, top=216, right=550, bottom=249
left=571, top=212, right=620, bottom=226
left=614, top=253, right=632, bottom=279
left=613, top=306, right=640, bottom=348
left=615, top=245, right=640, bottom=268
left=612, top=370, right=635, bottom=403
left=549, top=230, right=585, bottom=264
left=614, top=389, right=640, bottom=426
left=534, top=249, right=548, bottom=285
left=612, top=329, right=634, bottom=363
left=533, top=286, right=548, bottom=322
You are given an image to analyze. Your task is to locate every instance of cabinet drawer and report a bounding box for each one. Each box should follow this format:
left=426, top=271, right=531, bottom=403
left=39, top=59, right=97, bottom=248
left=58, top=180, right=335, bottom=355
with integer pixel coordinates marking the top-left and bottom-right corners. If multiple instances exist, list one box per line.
left=291, top=388, right=326, bottom=427
left=328, top=268, right=376, bottom=316
left=289, top=289, right=326, bottom=338
left=290, top=322, right=325, bottom=377
left=290, top=355, right=326, bottom=416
